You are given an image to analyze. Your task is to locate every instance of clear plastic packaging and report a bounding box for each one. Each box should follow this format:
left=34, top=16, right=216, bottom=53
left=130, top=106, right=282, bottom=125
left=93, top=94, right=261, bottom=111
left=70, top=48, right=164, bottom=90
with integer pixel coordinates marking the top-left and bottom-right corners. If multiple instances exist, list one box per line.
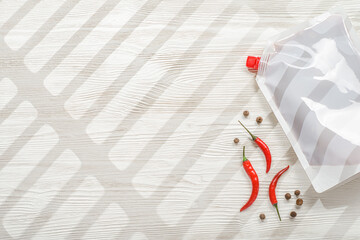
left=256, top=7, right=360, bottom=193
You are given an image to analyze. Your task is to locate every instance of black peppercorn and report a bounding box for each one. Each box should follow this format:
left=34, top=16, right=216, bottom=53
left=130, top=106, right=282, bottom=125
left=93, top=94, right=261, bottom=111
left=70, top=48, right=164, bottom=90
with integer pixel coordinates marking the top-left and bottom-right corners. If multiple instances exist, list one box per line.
left=256, top=116, right=263, bottom=124
left=290, top=211, right=297, bottom=218
left=234, top=138, right=239, bottom=144
left=294, top=190, right=300, bottom=197
left=243, top=110, right=249, bottom=117
left=259, top=213, right=265, bottom=220
left=296, top=198, right=303, bottom=206
left=285, top=193, right=291, bottom=200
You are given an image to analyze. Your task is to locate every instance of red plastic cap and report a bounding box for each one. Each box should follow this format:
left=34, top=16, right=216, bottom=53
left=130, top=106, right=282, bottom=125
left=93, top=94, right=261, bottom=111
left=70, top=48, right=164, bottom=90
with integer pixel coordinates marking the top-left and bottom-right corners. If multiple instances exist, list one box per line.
left=246, top=56, right=261, bottom=70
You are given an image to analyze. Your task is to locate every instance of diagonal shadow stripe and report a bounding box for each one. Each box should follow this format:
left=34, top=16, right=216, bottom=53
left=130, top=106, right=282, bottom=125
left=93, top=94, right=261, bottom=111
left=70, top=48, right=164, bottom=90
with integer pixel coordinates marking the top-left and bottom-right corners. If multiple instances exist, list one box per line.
left=0, top=225, right=12, bottom=239
left=126, top=34, right=254, bottom=191
left=15, top=142, right=111, bottom=238
left=0, top=120, right=42, bottom=167
left=11, top=0, right=210, bottom=233
left=0, top=1, right=162, bottom=218
left=0, top=0, right=160, bottom=161
left=70, top=158, right=167, bottom=239
left=77, top=2, right=258, bottom=238
left=60, top=0, right=204, bottom=111
left=18, top=170, right=86, bottom=239
left=323, top=206, right=358, bottom=239
left=79, top=7, right=238, bottom=123
left=16, top=126, right=148, bottom=239
left=338, top=147, right=360, bottom=182
left=290, top=80, right=333, bottom=141
left=33, top=0, right=124, bottom=75
left=34, top=0, right=124, bottom=74
left=99, top=0, right=244, bottom=153
left=320, top=177, right=360, bottom=239
left=115, top=228, right=135, bottom=240
left=0, top=96, right=22, bottom=125
left=308, top=94, right=360, bottom=165
left=15, top=2, right=239, bottom=238
left=0, top=0, right=40, bottom=35
left=19, top=0, right=82, bottom=54
left=67, top=195, right=110, bottom=239
left=310, top=127, right=360, bottom=166
left=0, top=142, right=64, bottom=213
left=0, top=39, right=24, bottom=123
left=40, top=0, right=163, bottom=87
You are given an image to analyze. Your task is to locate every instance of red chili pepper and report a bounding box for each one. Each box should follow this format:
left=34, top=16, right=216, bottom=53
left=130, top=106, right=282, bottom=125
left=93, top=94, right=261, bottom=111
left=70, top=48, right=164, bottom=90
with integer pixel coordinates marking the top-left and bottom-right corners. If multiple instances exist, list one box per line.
left=269, top=165, right=290, bottom=221
left=238, top=120, right=272, bottom=173
left=240, top=146, right=259, bottom=212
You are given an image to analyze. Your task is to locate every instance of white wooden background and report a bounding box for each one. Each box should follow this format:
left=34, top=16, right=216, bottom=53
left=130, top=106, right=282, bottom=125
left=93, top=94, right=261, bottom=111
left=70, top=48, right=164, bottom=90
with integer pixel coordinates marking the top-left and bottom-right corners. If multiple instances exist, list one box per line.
left=1, top=0, right=360, bottom=239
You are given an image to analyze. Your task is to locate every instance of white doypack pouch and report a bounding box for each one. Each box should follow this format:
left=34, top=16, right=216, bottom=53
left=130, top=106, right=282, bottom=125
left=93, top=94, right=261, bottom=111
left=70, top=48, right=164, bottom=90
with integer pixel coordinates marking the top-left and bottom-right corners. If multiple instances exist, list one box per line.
left=250, top=7, right=360, bottom=193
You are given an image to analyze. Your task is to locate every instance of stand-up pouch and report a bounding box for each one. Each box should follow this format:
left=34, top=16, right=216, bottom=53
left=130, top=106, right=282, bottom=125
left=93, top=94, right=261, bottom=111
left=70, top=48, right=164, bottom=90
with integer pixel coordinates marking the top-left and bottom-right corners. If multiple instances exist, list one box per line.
left=251, top=7, right=360, bottom=192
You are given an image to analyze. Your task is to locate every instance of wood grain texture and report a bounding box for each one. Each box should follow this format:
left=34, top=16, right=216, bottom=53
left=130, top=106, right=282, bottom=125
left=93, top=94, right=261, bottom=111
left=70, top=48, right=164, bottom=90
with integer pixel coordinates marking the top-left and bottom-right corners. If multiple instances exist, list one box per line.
left=0, top=0, right=360, bottom=239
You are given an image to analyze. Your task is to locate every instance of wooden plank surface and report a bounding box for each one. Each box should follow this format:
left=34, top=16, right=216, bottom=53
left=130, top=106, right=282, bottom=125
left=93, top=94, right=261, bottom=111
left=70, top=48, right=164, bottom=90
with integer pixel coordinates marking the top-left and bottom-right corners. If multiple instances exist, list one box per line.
left=1, top=0, right=360, bottom=239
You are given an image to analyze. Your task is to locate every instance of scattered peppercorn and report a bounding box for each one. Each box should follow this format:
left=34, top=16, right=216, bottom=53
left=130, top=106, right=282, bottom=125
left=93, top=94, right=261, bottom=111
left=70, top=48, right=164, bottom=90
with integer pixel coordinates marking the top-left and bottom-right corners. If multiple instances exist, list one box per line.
left=259, top=213, right=265, bottom=220
left=290, top=211, right=297, bottom=218
left=233, top=138, right=239, bottom=144
left=285, top=193, right=291, bottom=200
left=243, top=110, right=249, bottom=117
left=296, top=198, right=303, bottom=206
left=294, top=190, right=300, bottom=197
left=256, top=116, right=263, bottom=124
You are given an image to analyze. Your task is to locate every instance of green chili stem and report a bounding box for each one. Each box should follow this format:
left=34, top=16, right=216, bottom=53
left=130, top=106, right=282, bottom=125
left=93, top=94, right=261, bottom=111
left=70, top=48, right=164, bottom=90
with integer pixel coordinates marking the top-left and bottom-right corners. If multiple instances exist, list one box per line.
left=238, top=120, right=257, bottom=141
left=243, top=146, right=247, bottom=162
left=274, top=203, right=281, bottom=221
